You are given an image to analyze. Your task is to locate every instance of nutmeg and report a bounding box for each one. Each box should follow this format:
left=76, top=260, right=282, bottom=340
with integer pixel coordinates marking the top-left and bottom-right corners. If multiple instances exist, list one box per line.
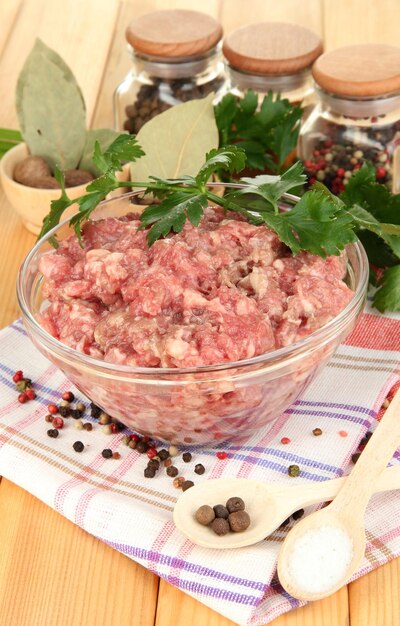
left=14, top=155, right=52, bottom=185
left=64, top=169, right=94, bottom=187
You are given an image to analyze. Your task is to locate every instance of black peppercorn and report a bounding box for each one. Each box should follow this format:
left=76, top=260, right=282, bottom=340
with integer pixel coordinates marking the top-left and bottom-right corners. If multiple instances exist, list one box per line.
left=73, top=441, right=84, bottom=452
left=181, top=480, right=194, bottom=491
left=136, top=440, right=149, bottom=454
left=102, top=448, right=113, bottom=459
left=194, top=463, right=205, bottom=475
left=213, top=504, right=229, bottom=519
left=182, top=452, right=192, bottom=463
left=148, top=459, right=160, bottom=470
left=166, top=466, right=179, bottom=477
left=144, top=466, right=156, bottom=478
left=158, top=449, right=170, bottom=461
left=352, top=452, right=361, bottom=464
left=59, top=405, right=71, bottom=417
left=90, top=403, right=102, bottom=418
left=70, top=408, right=84, bottom=419
left=288, top=464, right=301, bottom=477
left=47, top=428, right=59, bottom=438
left=195, top=505, right=215, bottom=526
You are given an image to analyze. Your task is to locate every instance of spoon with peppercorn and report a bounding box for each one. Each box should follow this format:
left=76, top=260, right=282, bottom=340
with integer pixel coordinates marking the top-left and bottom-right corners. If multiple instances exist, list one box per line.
left=277, top=388, right=400, bottom=601
left=173, top=458, right=400, bottom=550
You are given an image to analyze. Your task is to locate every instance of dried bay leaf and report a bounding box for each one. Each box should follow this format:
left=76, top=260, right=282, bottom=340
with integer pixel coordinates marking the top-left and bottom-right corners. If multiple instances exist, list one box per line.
left=79, top=128, right=123, bottom=176
left=16, top=38, right=86, bottom=171
left=131, top=93, right=218, bottom=182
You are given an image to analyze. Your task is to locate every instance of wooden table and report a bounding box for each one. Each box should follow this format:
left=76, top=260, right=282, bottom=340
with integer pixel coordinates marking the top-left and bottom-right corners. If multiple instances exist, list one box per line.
left=1, top=1, right=400, bottom=624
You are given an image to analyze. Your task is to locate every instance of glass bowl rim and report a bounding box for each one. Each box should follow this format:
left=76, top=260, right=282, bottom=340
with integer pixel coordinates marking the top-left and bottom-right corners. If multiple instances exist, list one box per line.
left=17, top=189, right=370, bottom=377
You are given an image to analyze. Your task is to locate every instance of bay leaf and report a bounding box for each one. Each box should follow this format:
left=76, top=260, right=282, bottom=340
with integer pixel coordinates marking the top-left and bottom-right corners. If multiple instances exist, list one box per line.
left=16, top=38, right=86, bottom=171
left=130, top=93, right=218, bottom=182
left=79, top=128, right=122, bottom=176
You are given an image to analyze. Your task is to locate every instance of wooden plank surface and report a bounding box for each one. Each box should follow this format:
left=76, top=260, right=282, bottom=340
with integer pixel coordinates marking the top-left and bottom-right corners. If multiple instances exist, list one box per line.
left=1, top=0, right=400, bottom=625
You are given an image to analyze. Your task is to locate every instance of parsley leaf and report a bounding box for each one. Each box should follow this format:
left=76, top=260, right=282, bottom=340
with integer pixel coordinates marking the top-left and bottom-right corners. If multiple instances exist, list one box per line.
left=373, top=266, right=400, bottom=312
left=214, top=90, right=303, bottom=175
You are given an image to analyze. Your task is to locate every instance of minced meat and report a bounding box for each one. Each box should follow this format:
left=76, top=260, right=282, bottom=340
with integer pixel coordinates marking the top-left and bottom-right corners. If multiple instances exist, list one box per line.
left=39, top=207, right=353, bottom=368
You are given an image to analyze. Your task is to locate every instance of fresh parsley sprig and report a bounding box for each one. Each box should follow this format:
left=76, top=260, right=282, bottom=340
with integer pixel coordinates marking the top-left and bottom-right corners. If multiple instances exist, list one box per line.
left=214, top=90, right=303, bottom=175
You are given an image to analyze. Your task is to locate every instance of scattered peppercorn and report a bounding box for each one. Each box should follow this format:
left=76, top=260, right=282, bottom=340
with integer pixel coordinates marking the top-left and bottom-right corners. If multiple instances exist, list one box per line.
left=25, top=388, right=36, bottom=400
left=59, top=405, right=71, bottom=417
left=73, top=441, right=84, bottom=452
left=168, top=445, right=179, bottom=457
left=211, top=517, right=230, bottom=536
left=47, top=428, right=59, bottom=438
left=128, top=439, right=138, bottom=449
left=194, top=463, right=205, bottom=475
left=226, top=497, right=245, bottom=513
left=173, top=476, right=185, bottom=489
left=213, top=504, right=229, bottom=519
left=147, top=447, right=158, bottom=459
left=45, top=414, right=53, bottom=423
left=74, top=420, right=83, bottom=430
left=312, top=428, right=322, bottom=436
left=280, top=437, right=291, bottom=445
left=12, top=370, right=23, bottom=383
left=103, top=425, right=112, bottom=435
left=48, top=404, right=58, bottom=415
left=164, top=458, right=172, bottom=468
left=110, top=423, right=119, bottom=434
left=99, top=412, right=111, bottom=425
left=148, top=459, right=160, bottom=470
left=182, top=480, right=194, bottom=491
left=166, top=466, right=179, bottom=477
left=83, top=422, right=93, bottom=431
left=195, top=505, right=215, bottom=526
left=158, top=449, right=170, bottom=461
left=292, top=509, right=305, bottom=520
left=62, top=391, right=75, bottom=402
left=228, top=510, right=251, bottom=532
left=136, top=440, right=149, bottom=454
left=18, top=393, right=28, bottom=404
left=216, top=451, right=228, bottom=460
left=52, top=417, right=64, bottom=429
left=102, top=448, right=113, bottom=459
left=112, top=452, right=121, bottom=460
left=75, top=402, right=86, bottom=412
left=15, top=378, right=32, bottom=392
left=288, top=464, right=301, bottom=477
left=90, top=402, right=102, bottom=418
left=182, top=452, right=192, bottom=463
left=70, top=409, right=84, bottom=419
left=144, top=466, right=156, bottom=478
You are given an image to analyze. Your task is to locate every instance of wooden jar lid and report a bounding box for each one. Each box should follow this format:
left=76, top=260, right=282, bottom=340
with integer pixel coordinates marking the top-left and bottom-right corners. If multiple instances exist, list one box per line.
left=126, top=10, right=223, bottom=58
left=312, top=45, right=400, bottom=97
left=222, top=23, right=323, bottom=75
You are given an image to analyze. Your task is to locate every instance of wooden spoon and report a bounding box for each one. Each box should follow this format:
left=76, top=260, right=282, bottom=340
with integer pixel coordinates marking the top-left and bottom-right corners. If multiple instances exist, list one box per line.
left=277, top=388, right=400, bottom=600
left=173, top=461, right=400, bottom=550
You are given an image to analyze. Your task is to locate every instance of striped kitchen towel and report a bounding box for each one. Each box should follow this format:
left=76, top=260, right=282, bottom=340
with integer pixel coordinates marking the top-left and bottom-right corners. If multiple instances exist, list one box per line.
left=0, top=301, right=399, bottom=626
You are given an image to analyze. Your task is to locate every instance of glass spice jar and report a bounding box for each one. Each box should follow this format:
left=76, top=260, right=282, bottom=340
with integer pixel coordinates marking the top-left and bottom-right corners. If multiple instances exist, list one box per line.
left=299, top=44, right=400, bottom=194
left=221, top=22, right=323, bottom=108
left=113, top=9, right=226, bottom=134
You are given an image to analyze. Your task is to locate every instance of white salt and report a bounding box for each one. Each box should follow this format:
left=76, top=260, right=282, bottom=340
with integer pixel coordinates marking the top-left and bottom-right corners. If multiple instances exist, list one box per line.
left=287, top=525, right=354, bottom=594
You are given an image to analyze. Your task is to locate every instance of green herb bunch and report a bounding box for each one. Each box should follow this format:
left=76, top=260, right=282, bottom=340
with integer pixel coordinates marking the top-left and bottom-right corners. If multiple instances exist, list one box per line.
left=39, top=135, right=400, bottom=313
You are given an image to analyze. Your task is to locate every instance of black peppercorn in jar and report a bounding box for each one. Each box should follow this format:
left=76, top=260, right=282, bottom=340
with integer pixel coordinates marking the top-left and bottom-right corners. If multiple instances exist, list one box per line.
left=113, top=9, right=226, bottom=133
left=299, top=44, right=400, bottom=194
left=222, top=22, right=323, bottom=108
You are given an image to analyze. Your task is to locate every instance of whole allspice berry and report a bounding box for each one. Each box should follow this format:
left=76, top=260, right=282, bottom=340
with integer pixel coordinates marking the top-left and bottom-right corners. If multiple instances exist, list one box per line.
left=226, top=496, right=245, bottom=513
left=228, top=510, right=251, bottom=533
left=211, top=517, right=230, bottom=536
left=195, top=505, right=215, bottom=526
left=213, top=504, right=229, bottom=519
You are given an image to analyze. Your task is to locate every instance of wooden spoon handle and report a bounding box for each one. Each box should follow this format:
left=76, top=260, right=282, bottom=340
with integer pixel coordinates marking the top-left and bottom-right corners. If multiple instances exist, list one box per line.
left=331, top=388, right=400, bottom=515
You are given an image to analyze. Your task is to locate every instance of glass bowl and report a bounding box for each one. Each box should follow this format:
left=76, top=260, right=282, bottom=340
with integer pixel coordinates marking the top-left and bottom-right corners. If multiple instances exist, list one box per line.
left=17, top=193, right=369, bottom=446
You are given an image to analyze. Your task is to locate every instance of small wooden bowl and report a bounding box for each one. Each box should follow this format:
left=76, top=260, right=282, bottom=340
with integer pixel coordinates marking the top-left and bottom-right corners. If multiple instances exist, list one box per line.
left=0, top=143, right=90, bottom=235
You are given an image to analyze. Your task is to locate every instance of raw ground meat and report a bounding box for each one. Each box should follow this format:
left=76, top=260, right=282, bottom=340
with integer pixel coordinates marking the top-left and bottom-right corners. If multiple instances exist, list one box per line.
left=39, top=207, right=353, bottom=368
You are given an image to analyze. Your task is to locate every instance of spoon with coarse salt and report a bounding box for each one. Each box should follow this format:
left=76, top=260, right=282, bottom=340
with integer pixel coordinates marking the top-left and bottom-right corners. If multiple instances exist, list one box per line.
left=277, top=387, right=400, bottom=601
left=173, top=451, right=400, bottom=550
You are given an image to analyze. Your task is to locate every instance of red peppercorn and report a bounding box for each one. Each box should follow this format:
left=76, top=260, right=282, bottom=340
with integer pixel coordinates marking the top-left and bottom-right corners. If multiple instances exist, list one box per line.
left=130, top=434, right=140, bottom=442
left=25, top=389, right=36, bottom=400
left=337, top=168, right=345, bottom=178
left=304, top=160, right=314, bottom=169
left=18, top=393, right=28, bottom=404
left=52, top=417, right=64, bottom=429
left=216, top=451, right=228, bottom=460
left=48, top=404, right=58, bottom=415
left=13, top=370, right=23, bottom=383
left=62, top=391, right=75, bottom=402
left=376, top=166, right=386, bottom=179
left=110, top=423, right=119, bottom=434
left=147, top=447, right=158, bottom=459
left=280, top=437, right=291, bottom=445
